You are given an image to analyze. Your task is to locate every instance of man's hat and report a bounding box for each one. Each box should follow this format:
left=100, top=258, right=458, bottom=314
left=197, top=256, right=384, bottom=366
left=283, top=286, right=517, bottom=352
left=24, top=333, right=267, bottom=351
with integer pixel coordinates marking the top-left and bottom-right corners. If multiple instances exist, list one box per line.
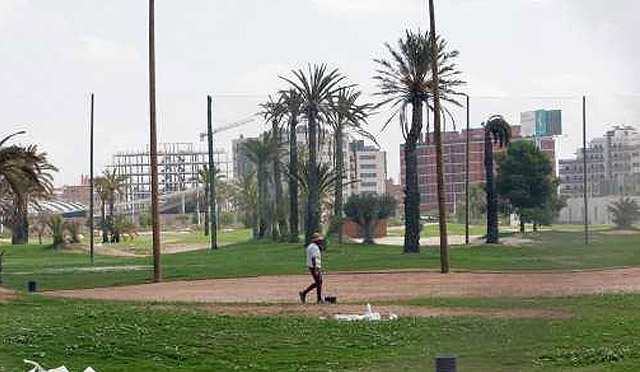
left=311, top=233, right=324, bottom=242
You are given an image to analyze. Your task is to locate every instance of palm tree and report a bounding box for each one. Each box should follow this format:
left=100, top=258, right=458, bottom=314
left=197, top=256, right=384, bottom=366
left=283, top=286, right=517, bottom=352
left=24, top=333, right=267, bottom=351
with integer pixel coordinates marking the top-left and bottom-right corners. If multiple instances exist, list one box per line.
left=483, top=115, right=511, bottom=244
left=94, top=176, right=110, bottom=243
left=241, top=133, right=281, bottom=239
left=373, top=30, right=463, bottom=255
left=279, top=89, right=304, bottom=242
left=233, top=171, right=258, bottom=239
left=260, top=95, right=288, bottom=240
left=280, top=64, right=348, bottom=243
left=0, top=132, right=56, bottom=244
left=326, top=87, right=373, bottom=243
left=608, top=197, right=640, bottom=230
left=102, top=169, right=128, bottom=243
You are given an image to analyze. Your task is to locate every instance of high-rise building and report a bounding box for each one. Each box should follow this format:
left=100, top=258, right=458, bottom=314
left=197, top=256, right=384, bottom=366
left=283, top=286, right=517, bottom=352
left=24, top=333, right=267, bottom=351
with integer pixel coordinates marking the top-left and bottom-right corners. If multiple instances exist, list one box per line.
left=559, top=125, right=640, bottom=197
left=349, top=140, right=387, bottom=195
left=520, top=109, right=562, bottom=137
left=400, top=126, right=556, bottom=213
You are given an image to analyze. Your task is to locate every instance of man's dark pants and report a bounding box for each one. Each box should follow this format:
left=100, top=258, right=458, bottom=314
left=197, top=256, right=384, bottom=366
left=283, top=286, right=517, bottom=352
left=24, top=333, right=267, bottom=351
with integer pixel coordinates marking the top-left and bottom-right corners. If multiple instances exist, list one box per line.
left=302, top=267, right=323, bottom=302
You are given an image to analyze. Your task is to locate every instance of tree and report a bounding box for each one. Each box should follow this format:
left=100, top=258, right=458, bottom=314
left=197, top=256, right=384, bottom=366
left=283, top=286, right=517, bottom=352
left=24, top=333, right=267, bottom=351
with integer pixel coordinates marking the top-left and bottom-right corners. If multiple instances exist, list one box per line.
left=260, top=95, right=288, bottom=240
left=278, top=89, right=304, bottom=242
left=281, top=64, right=347, bottom=243
left=96, top=169, right=127, bottom=243
left=483, top=115, right=512, bottom=243
left=344, top=193, right=397, bottom=245
left=241, top=133, right=281, bottom=239
left=455, top=183, right=485, bottom=224
left=196, top=165, right=223, bottom=236
left=326, top=87, right=373, bottom=244
left=497, top=140, right=559, bottom=233
left=0, top=132, right=56, bottom=244
left=373, top=30, right=463, bottom=254
left=233, top=171, right=258, bottom=239
left=608, top=197, right=640, bottom=230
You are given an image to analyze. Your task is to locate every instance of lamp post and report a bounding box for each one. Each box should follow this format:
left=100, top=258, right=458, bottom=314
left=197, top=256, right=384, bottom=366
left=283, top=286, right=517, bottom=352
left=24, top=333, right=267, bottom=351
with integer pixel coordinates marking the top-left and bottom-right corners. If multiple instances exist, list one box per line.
left=89, top=93, right=95, bottom=265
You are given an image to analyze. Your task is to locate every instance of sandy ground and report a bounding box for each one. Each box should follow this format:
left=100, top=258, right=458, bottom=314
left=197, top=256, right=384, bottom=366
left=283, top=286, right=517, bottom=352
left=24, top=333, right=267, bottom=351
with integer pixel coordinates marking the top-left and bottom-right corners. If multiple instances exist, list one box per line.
left=0, top=287, right=15, bottom=303
left=48, top=267, right=640, bottom=304
left=193, top=304, right=569, bottom=320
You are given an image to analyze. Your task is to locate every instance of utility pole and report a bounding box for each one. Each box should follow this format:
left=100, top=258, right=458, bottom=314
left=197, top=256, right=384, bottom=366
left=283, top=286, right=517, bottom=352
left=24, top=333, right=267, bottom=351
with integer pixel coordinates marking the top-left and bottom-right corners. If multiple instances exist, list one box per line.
left=464, top=94, right=470, bottom=245
left=582, top=95, right=589, bottom=245
left=428, top=0, right=449, bottom=273
left=89, top=93, right=95, bottom=265
left=207, top=95, right=218, bottom=249
left=149, top=0, right=162, bottom=281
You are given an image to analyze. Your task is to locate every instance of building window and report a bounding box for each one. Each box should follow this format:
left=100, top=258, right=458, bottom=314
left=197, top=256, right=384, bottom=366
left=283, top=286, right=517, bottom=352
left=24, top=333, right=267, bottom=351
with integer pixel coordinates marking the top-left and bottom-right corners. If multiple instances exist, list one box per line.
left=360, top=173, right=377, bottom=178
left=360, top=164, right=377, bottom=169
left=359, top=155, right=376, bottom=160
left=361, top=182, right=377, bottom=187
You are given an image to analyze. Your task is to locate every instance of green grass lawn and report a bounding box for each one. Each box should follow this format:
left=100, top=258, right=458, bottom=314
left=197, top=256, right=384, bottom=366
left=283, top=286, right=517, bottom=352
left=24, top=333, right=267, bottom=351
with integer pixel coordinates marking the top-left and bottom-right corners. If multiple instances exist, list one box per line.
left=1, top=294, right=640, bottom=371
left=106, top=229, right=252, bottom=254
left=2, top=230, right=640, bottom=291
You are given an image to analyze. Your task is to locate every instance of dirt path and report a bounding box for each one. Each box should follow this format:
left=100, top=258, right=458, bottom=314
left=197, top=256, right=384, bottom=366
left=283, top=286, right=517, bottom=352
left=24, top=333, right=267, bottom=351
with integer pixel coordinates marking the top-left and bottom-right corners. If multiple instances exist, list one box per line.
left=0, top=287, right=15, bottom=303
left=47, top=267, right=640, bottom=304
left=193, top=304, right=569, bottom=319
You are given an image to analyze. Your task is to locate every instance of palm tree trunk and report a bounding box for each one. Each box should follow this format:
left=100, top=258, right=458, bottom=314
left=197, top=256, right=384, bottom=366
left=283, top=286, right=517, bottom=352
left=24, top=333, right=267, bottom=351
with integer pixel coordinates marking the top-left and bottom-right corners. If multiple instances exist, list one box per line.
left=305, top=110, right=320, bottom=244
left=428, top=0, right=449, bottom=273
left=288, top=118, right=300, bottom=243
left=272, top=122, right=287, bottom=240
left=485, top=128, right=499, bottom=243
left=11, top=195, right=28, bottom=245
left=403, top=101, right=422, bottom=253
left=334, top=123, right=344, bottom=244
left=258, top=165, right=268, bottom=239
left=363, top=219, right=375, bottom=245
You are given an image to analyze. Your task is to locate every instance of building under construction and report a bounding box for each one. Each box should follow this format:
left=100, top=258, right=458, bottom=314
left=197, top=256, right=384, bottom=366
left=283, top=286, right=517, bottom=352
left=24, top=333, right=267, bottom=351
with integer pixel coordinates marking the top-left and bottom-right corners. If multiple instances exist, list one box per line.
left=108, top=142, right=232, bottom=203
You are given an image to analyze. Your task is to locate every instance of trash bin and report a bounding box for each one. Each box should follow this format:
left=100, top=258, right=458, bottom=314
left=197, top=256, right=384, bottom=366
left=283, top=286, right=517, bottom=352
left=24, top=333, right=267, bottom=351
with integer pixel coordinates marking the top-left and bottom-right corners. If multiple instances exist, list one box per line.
left=28, top=281, right=37, bottom=293
left=435, top=355, right=456, bottom=372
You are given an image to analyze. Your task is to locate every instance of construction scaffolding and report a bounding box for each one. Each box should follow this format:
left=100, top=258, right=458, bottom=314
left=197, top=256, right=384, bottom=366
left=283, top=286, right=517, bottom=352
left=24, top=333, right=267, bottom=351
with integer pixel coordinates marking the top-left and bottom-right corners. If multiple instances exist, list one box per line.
left=107, top=142, right=232, bottom=205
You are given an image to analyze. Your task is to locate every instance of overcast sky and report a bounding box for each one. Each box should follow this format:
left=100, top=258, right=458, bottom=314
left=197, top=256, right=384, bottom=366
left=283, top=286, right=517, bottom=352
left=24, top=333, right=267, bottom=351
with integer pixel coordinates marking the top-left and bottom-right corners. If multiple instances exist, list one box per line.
left=1, top=0, right=639, bottom=186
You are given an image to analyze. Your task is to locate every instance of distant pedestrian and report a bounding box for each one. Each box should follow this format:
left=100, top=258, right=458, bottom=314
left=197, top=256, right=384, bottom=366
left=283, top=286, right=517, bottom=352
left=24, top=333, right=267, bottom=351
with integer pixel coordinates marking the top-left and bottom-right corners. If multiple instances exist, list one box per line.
left=299, top=233, right=324, bottom=304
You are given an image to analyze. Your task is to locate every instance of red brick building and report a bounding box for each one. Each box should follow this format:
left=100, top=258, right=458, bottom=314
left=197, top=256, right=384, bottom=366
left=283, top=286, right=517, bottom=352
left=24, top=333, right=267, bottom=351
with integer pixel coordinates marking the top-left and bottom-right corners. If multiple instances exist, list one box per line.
left=400, top=125, right=556, bottom=213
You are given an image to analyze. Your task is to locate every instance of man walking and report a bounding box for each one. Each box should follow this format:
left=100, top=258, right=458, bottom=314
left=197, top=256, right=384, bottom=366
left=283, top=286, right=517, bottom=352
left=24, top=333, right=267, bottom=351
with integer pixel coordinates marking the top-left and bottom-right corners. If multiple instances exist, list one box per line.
left=299, top=233, right=324, bottom=304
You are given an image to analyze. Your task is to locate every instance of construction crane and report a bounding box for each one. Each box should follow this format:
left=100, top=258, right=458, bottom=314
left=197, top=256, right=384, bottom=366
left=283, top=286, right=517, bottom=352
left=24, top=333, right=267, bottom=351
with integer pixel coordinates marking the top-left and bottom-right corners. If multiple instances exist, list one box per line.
left=199, top=116, right=256, bottom=141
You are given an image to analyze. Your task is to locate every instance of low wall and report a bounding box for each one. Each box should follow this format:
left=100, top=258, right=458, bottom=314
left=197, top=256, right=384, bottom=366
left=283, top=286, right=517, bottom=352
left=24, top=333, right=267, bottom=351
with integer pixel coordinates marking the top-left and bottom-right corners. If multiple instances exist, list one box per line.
left=343, top=220, right=388, bottom=239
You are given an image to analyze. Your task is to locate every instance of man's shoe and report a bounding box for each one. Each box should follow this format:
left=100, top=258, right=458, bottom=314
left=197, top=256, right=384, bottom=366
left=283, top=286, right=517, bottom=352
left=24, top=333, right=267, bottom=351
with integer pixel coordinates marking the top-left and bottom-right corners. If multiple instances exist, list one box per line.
left=299, top=291, right=306, bottom=304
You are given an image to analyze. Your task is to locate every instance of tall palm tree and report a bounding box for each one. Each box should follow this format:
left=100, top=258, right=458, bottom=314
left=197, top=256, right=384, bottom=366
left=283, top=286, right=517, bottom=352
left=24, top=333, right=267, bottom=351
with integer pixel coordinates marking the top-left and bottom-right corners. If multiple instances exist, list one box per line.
left=0, top=132, right=56, bottom=244
left=233, top=171, right=258, bottom=239
left=483, top=115, right=511, bottom=244
left=326, top=87, right=373, bottom=243
left=279, top=89, right=303, bottom=242
left=427, top=0, right=451, bottom=273
left=241, top=133, right=281, bottom=239
left=260, top=95, right=288, bottom=240
left=280, top=64, right=348, bottom=243
left=373, top=30, right=463, bottom=254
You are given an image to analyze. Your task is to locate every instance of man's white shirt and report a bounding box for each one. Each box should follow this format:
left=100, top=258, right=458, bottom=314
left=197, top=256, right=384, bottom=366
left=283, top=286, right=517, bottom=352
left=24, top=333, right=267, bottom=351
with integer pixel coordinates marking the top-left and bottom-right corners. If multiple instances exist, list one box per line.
left=306, top=242, right=321, bottom=268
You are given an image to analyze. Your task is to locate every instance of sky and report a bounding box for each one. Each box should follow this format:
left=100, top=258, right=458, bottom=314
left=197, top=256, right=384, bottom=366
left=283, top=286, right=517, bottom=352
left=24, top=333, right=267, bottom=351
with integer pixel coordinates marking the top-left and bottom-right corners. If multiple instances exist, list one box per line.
left=1, top=0, right=639, bottom=186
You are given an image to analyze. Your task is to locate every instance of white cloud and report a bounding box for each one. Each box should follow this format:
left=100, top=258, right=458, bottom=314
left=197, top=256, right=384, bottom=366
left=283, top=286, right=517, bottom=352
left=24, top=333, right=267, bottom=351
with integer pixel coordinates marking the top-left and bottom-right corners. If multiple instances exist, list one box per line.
left=310, top=0, right=419, bottom=18
left=0, top=0, right=28, bottom=26
left=233, top=63, right=293, bottom=95
left=76, top=37, right=139, bottom=63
